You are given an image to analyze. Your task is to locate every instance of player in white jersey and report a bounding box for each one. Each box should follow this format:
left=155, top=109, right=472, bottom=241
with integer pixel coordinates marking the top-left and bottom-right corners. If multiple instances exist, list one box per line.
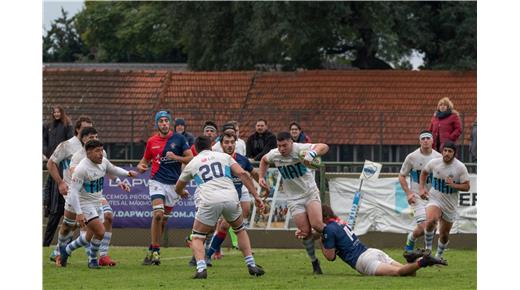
left=59, top=140, right=138, bottom=269
left=399, top=130, right=442, bottom=251
left=68, top=127, right=127, bottom=266
left=47, top=116, right=93, bottom=264
left=259, top=132, right=329, bottom=275
left=419, top=141, right=470, bottom=260
left=175, top=136, right=265, bottom=279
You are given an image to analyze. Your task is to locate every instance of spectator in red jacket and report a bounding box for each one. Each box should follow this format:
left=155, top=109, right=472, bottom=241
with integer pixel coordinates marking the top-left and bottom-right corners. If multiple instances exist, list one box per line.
left=289, top=121, right=311, bottom=143
left=428, top=97, right=462, bottom=152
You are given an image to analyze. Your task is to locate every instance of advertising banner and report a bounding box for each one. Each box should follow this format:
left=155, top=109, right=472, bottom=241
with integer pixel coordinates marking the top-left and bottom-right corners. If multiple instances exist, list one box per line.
left=102, top=166, right=197, bottom=228
left=329, top=174, right=477, bottom=235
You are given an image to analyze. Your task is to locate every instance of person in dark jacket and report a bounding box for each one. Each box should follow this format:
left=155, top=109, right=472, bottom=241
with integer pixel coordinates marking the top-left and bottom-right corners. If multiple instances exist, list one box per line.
left=42, top=106, right=73, bottom=238
left=289, top=121, right=311, bottom=143
left=470, top=120, right=477, bottom=162
left=43, top=106, right=73, bottom=159
left=428, top=97, right=462, bottom=152
left=174, top=118, right=195, bottom=146
left=246, top=119, right=277, bottom=161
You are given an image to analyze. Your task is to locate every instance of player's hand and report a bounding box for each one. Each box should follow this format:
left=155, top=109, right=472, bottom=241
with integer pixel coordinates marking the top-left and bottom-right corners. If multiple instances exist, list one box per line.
left=295, top=229, right=308, bottom=240
left=419, top=188, right=429, bottom=200
left=58, top=181, right=69, bottom=196
left=118, top=181, right=131, bottom=192
left=137, top=163, right=148, bottom=173
left=166, top=151, right=179, bottom=161
left=407, top=193, right=416, bottom=205
left=127, top=170, right=139, bottom=178
left=254, top=196, right=265, bottom=211
left=179, top=190, right=190, bottom=199
left=259, top=177, right=268, bottom=190
left=76, top=213, right=87, bottom=228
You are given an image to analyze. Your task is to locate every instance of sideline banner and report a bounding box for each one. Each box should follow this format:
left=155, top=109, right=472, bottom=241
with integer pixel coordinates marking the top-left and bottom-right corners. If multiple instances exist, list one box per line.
left=102, top=166, right=197, bottom=228
left=329, top=174, right=477, bottom=235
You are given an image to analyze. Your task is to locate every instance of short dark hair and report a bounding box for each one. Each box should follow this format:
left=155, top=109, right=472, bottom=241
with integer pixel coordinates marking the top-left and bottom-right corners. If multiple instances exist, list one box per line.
left=420, top=129, right=432, bottom=135
left=85, top=139, right=103, bottom=151
left=289, top=121, right=301, bottom=130
left=74, top=116, right=93, bottom=136
left=195, top=136, right=212, bottom=152
left=203, top=120, right=218, bottom=132
left=222, top=122, right=236, bottom=132
left=220, top=132, right=237, bottom=144
left=322, top=205, right=338, bottom=220
left=443, top=141, right=457, bottom=152
left=276, top=131, right=292, bottom=141
left=80, top=127, right=98, bottom=140
left=256, top=119, right=267, bottom=125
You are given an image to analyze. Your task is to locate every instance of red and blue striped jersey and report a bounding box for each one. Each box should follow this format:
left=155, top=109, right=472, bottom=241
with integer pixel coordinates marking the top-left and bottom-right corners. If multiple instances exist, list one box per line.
left=144, top=131, right=190, bottom=184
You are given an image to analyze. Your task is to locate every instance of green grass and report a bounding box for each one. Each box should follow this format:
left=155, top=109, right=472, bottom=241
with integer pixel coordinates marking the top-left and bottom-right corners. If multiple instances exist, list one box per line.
left=43, top=247, right=476, bottom=290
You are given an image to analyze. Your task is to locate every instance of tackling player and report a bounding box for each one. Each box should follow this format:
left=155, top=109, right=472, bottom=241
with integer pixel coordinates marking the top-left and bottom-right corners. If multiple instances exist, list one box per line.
left=399, top=130, right=441, bottom=251
left=259, top=132, right=329, bottom=275
left=137, top=110, right=193, bottom=265
left=175, top=136, right=265, bottom=279
left=319, top=205, right=447, bottom=276
left=59, top=140, right=138, bottom=268
left=420, top=141, right=470, bottom=260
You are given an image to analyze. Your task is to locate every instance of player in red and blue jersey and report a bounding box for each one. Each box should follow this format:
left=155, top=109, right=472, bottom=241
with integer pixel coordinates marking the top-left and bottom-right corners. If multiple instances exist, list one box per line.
left=137, top=110, right=193, bottom=265
left=205, top=132, right=264, bottom=265
left=318, top=205, right=447, bottom=276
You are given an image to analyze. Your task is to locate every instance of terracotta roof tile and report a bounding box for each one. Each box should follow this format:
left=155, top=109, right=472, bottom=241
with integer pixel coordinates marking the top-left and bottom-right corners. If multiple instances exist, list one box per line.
left=43, top=69, right=476, bottom=146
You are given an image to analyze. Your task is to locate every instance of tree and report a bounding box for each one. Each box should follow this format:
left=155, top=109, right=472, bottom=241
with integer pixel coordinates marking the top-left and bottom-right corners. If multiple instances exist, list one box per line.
left=43, top=8, right=86, bottom=62
left=53, top=1, right=476, bottom=70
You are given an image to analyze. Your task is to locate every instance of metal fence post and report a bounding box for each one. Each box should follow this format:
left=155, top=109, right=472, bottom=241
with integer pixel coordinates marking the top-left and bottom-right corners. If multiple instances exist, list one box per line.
left=130, top=109, right=134, bottom=159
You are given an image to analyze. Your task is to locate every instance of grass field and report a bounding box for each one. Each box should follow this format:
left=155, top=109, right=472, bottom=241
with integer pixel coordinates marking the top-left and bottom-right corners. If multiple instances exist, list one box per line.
left=43, top=246, right=476, bottom=289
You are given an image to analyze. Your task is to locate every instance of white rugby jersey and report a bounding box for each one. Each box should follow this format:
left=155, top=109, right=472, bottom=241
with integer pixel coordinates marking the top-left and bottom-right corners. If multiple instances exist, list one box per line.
left=70, top=148, right=108, bottom=169
left=399, top=148, right=442, bottom=192
left=179, top=150, right=238, bottom=205
left=49, top=136, right=82, bottom=185
left=68, top=157, right=129, bottom=214
left=264, top=143, right=318, bottom=200
left=422, top=157, right=470, bottom=211
left=211, top=138, right=247, bottom=156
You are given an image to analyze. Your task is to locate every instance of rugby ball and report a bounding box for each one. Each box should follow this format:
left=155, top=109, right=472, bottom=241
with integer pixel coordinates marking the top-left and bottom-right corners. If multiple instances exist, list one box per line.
left=298, top=150, right=322, bottom=169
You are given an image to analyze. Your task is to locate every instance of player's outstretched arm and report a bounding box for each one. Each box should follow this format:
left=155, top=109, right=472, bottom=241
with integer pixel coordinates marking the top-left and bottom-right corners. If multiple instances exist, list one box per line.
left=311, top=143, right=329, bottom=156
left=136, top=157, right=150, bottom=173
left=419, top=170, right=429, bottom=199
left=258, top=155, right=270, bottom=190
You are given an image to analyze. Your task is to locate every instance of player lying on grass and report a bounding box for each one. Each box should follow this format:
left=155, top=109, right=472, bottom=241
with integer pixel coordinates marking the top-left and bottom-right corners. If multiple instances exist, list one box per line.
left=310, top=205, right=447, bottom=276
left=59, top=140, right=138, bottom=269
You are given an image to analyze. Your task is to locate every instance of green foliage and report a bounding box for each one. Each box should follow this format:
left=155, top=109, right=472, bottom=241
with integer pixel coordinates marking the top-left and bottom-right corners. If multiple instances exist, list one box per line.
left=43, top=8, right=87, bottom=62
left=43, top=247, right=476, bottom=289
left=47, top=2, right=476, bottom=70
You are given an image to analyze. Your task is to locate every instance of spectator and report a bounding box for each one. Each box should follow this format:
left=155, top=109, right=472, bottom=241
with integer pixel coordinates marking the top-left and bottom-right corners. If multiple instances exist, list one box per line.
left=43, top=106, right=73, bottom=159
left=470, top=120, right=477, bottom=162
left=428, top=97, right=462, bottom=152
left=174, top=118, right=195, bottom=146
left=246, top=119, right=277, bottom=161
left=289, top=121, right=311, bottom=143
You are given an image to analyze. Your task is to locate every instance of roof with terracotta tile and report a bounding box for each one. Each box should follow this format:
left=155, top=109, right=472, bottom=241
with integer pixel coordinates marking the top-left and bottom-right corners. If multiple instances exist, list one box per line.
left=42, top=68, right=476, bottom=145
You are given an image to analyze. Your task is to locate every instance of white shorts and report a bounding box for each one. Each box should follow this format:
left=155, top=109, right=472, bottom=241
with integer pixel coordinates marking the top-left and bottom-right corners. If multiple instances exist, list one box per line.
left=239, top=185, right=251, bottom=202
left=195, top=201, right=242, bottom=227
left=64, top=197, right=111, bottom=215
left=149, top=179, right=181, bottom=208
left=287, top=189, right=321, bottom=216
left=412, top=193, right=427, bottom=224
left=355, top=248, right=397, bottom=276
left=81, top=203, right=104, bottom=224
left=426, top=200, right=458, bottom=223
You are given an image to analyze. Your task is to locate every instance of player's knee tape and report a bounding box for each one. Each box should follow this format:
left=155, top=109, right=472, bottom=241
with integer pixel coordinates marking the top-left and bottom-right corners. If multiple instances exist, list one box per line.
left=102, top=204, right=113, bottom=214
left=232, top=223, right=245, bottom=234
left=152, top=204, right=165, bottom=213
left=63, top=216, right=77, bottom=226
left=191, top=230, right=208, bottom=240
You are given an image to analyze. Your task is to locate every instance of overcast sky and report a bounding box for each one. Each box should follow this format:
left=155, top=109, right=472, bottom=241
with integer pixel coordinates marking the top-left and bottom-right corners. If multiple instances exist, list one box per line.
left=43, top=0, right=84, bottom=33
